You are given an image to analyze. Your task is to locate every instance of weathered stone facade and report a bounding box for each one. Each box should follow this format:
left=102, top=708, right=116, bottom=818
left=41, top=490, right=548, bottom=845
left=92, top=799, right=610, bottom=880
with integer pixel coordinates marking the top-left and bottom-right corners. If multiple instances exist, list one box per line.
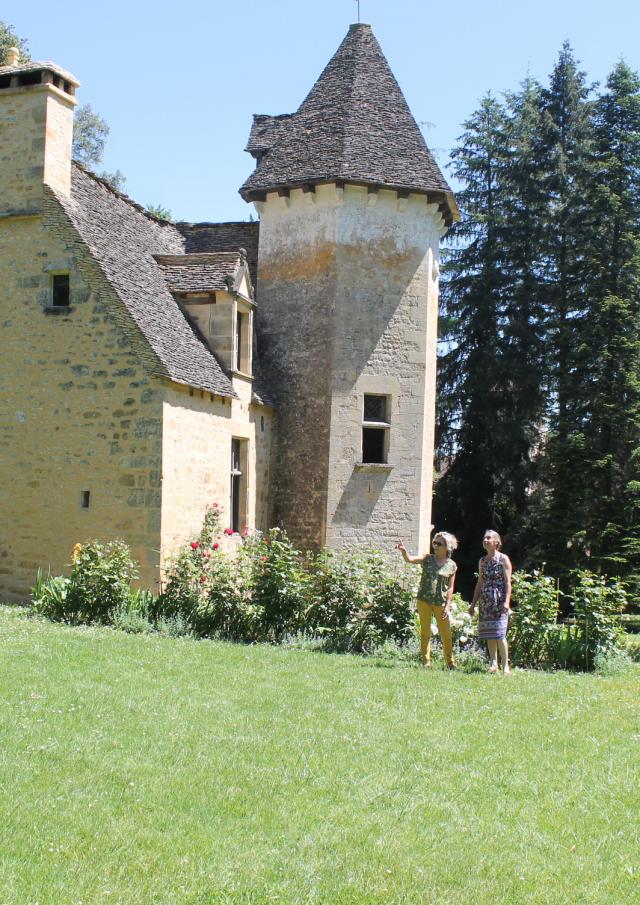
left=255, top=183, right=445, bottom=553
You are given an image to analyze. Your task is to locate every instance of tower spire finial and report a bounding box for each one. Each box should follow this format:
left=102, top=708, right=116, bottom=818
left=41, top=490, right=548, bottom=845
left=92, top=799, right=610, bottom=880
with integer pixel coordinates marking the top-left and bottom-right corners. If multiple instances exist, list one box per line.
left=354, top=0, right=360, bottom=23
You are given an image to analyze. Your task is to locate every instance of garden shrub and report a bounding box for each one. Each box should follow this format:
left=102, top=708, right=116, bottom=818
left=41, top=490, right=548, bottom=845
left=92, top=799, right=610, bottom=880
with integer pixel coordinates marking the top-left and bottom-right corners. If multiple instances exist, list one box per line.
left=509, top=571, right=560, bottom=668
left=157, top=504, right=224, bottom=626
left=110, top=588, right=155, bottom=634
left=33, top=541, right=137, bottom=624
left=239, top=529, right=308, bottom=641
left=306, top=548, right=414, bottom=653
left=567, top=570, right=626, bottom=669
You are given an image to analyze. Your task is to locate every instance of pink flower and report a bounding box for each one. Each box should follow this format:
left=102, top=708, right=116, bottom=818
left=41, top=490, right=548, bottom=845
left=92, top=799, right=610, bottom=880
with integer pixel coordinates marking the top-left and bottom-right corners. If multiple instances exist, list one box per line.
left=260, top=555, right=268, bottom=562
left=241, top=526, right=250, bottom=538
left=204, top=550, right=211, bottom=559
left=199, top=575, right=206, bottom=584
left=212, top=502, right=219, bottom=508
left=224, top=527, right=234, bottom=536
left=213, top=543, right=220, bottom=551
left=190, top=541, right=199, bottom=550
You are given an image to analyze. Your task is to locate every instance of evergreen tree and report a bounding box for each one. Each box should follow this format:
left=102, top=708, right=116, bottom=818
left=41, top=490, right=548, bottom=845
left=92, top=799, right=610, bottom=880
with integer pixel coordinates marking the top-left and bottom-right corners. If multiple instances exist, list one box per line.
left=435, top=96, right=512, bottom=591
left=578, top=62, right=640, bottom=585
left=525, top=43, right=598, bottom=576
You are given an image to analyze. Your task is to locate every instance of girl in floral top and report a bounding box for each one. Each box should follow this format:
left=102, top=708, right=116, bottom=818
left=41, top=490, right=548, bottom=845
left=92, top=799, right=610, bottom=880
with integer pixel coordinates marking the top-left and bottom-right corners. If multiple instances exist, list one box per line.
left=397, top=531, right=458, bottom=669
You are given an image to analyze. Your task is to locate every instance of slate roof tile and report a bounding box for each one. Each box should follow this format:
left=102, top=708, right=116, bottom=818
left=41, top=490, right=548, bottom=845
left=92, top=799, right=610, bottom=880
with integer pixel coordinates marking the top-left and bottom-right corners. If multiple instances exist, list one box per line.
left=240, top=23, right=457, bottom=223
left=51, top=164, right=237, bottom=397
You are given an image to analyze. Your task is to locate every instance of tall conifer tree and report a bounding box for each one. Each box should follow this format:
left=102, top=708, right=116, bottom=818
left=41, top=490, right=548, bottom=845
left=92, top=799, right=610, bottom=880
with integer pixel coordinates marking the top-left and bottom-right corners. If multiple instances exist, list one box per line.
left=435, top=96, right=512, bottom=589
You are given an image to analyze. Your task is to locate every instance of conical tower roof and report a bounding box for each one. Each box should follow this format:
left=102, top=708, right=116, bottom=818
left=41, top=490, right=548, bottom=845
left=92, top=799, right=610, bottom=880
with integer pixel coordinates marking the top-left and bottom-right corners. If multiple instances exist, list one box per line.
left=240, top=23, right=457, bottom=224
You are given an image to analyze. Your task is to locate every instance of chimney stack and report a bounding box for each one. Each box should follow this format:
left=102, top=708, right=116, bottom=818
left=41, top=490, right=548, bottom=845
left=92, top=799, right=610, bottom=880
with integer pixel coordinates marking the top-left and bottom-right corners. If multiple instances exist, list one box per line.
left=0, top=54, right=80, bottom=216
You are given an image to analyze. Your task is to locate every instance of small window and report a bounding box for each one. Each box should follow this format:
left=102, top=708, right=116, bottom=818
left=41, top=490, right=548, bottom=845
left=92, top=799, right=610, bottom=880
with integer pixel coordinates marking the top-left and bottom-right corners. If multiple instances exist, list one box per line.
left=52, top=274, right=70, bottom=307
left=80, top=490, right=91, bottom=509
left=362, top=394, right=390, bottom=464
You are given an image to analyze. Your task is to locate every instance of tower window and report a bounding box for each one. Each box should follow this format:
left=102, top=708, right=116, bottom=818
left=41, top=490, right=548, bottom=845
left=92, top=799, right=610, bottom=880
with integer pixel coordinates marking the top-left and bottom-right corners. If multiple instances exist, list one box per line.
left=362, top=394, right=390, bottom=464
left=80, top=490, right=91, bottom=509
left=52, top=274, right=70, bottom=307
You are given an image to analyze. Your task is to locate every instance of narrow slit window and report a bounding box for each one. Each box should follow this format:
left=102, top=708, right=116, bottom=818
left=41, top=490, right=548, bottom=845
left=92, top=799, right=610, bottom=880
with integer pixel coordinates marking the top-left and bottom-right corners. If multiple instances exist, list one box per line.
left=230, top=438, right=248, bottom=533
left=362, top=394, right=390, bottom=464
left=235, top=312, right=243, bottom=370
left=80, top=490, right=91, bottom=509
left=52, top=274, right=70, bottom=307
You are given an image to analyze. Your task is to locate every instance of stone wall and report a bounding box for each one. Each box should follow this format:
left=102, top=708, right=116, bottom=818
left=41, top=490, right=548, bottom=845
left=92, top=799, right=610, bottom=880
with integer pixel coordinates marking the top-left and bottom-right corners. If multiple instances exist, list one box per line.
left=254, top=185, right=338, bottom=548
left=0, top=82, right=74, bottom=215
left=255, top=182, right=444, bottom=554
left=160, top=376, right=275, bottom=566
left=0, top=215, right=164, bottom=599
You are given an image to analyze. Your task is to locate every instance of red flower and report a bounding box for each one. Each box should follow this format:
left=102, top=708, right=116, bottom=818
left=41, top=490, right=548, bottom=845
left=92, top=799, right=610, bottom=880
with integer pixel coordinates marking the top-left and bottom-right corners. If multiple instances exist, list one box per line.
left=213, top=543, right=220, bottom=551
left=211, top=502, right=219, bottom=508
left=224, top=527, right=234, bottom=536
left=199, top=575, right=206, bottom=584
left=190, top=541, right=199, bottom=550
left=260, top=555, right=268, bottom=562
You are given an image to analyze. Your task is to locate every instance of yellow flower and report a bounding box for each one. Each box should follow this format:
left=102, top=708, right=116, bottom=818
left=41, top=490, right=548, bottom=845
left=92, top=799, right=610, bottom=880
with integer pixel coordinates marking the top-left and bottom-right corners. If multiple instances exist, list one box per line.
left=71, top=543, right=82, bottom=563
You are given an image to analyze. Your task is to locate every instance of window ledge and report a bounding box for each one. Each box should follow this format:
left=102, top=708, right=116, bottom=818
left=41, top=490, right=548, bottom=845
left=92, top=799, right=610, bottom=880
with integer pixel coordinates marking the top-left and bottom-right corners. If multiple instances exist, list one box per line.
left=43, top=305, right=74, bottom=315
left=355, top=462, right=394, bottom=472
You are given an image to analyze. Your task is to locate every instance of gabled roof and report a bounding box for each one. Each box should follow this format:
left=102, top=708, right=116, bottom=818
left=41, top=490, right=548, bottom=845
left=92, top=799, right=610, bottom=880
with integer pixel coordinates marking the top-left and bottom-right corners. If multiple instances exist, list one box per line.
left=48, top=164, right=237, bottom=397
left=155, top=251, right=254, bottom=298
left=240, top=23, right=457, bottom=222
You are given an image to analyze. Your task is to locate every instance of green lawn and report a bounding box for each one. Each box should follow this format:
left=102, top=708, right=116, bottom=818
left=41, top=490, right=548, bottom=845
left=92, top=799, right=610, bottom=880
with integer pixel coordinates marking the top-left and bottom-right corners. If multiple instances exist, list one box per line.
left=0, top=606, right=639, bottom=905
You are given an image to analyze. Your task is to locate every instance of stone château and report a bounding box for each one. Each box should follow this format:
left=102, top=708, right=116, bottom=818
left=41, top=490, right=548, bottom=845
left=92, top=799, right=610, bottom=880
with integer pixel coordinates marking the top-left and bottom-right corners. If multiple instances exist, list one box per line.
left=0, top=25, right=457, bottom=599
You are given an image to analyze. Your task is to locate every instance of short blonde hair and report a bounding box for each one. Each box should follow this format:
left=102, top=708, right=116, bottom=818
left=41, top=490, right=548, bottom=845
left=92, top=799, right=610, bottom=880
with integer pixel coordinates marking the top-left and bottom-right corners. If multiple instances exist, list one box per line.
left=484, top=529, right=502, bottom=549
left=433, top=531, right=458, bottom=555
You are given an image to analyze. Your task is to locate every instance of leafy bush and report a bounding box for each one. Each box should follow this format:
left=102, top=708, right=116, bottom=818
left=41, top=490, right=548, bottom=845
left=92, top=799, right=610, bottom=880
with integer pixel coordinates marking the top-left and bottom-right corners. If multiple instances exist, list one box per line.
left=509, top=571, right=560, bottom=668
left=32, top=542, right=137, bottom=624
left=31, top=570, right=71, bottom=621
left=158, top=504, right=223, bottom=626
left=568, top=570, right=626, bottom=669
left=241, top=529, right=308, bottom=641
left=306, top=549, right=414, bottom=653
left=110, top=588, right=155, bottom=634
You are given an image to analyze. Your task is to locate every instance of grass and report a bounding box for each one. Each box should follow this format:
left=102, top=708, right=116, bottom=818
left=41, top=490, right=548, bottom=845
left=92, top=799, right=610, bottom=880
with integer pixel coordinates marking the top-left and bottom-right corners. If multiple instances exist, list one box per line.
left=0, top=605, right=639, bottom=905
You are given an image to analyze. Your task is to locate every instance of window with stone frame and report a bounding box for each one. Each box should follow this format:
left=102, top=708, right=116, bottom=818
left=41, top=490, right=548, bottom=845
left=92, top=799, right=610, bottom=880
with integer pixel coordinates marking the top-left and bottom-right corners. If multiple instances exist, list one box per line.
left=362, top=394, right=390, bottom=463
left=51, top=273, right=70, bottom=307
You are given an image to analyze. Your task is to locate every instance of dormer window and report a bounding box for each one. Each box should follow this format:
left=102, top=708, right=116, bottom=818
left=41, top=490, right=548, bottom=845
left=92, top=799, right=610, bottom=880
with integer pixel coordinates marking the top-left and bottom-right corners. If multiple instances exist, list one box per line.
left=51, top=273, right=70, bottom=307
left=234, top=304, right=253, bottom=375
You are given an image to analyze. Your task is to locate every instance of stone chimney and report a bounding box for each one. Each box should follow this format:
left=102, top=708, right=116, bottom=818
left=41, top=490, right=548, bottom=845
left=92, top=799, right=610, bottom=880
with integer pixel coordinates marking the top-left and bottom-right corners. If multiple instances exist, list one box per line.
left=0, top=51, right=79, bottom=216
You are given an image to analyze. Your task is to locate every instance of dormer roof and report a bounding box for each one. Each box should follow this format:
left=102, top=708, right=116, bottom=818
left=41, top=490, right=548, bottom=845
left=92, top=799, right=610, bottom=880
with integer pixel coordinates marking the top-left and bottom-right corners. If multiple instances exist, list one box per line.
left=154, top=252, right=254, bottom=299
left=239, top=23, right=457, bottom=224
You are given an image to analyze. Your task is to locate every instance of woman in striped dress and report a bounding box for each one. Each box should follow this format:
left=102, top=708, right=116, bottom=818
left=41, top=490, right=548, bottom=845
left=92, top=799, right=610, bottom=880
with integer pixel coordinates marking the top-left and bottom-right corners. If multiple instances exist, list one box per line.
left=469, top=530, right=512, bottom=673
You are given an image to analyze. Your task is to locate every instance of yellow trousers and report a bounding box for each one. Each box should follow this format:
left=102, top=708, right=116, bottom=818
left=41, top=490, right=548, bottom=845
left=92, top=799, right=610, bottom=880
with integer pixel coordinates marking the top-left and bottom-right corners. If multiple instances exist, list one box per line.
left=416, top=599, right=455, bottom=667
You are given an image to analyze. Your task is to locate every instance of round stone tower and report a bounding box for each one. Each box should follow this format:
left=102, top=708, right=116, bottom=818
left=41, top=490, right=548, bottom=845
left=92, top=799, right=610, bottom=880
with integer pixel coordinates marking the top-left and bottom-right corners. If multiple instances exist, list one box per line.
left=240, top=23, right=458, bottom=553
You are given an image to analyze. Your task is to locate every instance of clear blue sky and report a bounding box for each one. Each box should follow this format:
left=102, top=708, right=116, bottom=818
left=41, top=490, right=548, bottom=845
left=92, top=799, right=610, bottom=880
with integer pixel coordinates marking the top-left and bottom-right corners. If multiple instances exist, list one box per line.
left=9, top=0, right=640, bottom=223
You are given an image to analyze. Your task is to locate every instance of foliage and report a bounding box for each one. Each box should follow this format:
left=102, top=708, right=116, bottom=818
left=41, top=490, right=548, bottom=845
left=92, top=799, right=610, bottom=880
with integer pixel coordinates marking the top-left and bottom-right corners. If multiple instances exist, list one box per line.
left=436, top=46, right=640, bottom=596
left=306, top=548, right=414, bottom=653
left=0, top=20, right=29, bottom=64
left=72, top=104, right=110, bottom=167
left=239, top=529, right=308, bottom=641
left=146, top=203, right=173, bottom=221
left=31, top=570, right=70, bottom=621
left=569, top=570, right=626, bottom=668
left=509, top=570, right=560, bottom=667
left=110, top=588, right=155, bottom=634
left=157, top=503, right=223, bottom=626
left=32, top=542, right=137, bottom=624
